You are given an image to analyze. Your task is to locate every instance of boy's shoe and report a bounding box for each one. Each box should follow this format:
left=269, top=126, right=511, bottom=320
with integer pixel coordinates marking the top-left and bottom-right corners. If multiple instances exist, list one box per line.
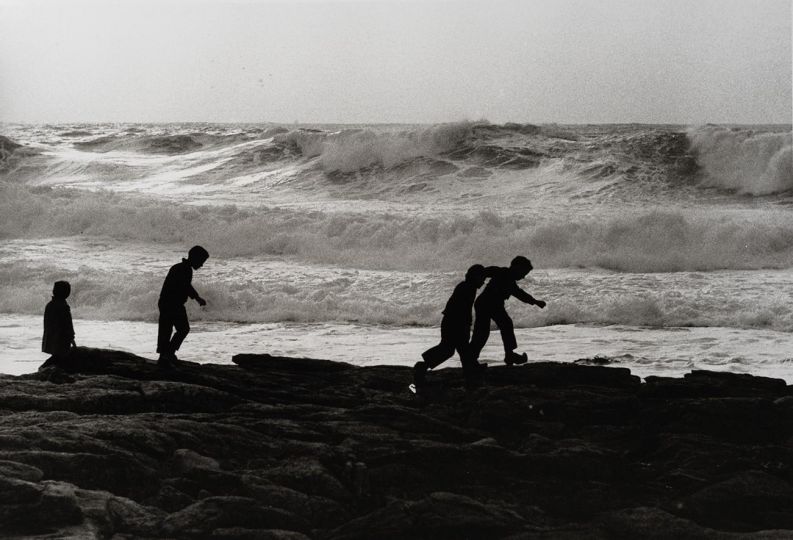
left=504, top=352, right=528, bottom=366
left=40, top=356, right=58, bottom=370
left=413, top=361, right=428, bottom=388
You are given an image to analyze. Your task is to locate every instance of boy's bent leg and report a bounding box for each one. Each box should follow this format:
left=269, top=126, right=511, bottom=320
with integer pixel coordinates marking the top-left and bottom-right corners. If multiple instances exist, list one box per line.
left=469, top=311, right=491, bottom=361
left=169, top=306, right=190, bottom=353
left=422, top=342, right=455, bottom=369
left=492, top=307, right=526, bottom=365
left=157, top=308, right=174, bottom=354
left=491, top=306, right=517, bottom=353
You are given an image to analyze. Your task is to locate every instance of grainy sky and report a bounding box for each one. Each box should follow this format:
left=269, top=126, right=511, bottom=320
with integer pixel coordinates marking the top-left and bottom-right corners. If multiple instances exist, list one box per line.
left=0, top=0, right=790, bottom=124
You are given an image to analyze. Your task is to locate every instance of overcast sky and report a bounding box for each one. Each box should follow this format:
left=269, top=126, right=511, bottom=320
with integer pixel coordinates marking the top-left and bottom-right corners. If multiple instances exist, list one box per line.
left=0, top=0, right=790, bottom=124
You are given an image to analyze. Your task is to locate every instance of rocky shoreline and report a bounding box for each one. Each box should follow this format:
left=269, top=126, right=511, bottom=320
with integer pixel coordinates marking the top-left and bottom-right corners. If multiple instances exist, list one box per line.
left=1, top=347, right=793, bottom=539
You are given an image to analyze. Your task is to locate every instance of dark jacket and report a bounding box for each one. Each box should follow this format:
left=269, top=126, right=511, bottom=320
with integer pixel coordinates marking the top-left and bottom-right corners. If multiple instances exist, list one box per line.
left=159, top=259, right=198, bottom=307
left=42, top=298, right=74, bottom=355
left=442, top=281, right=479, bottom=328
left=477, top=266, right=536, bottom=305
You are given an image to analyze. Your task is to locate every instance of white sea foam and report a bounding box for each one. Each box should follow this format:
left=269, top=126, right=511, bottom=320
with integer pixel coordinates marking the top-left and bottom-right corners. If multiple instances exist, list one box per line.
left=3, top=238, right=793, bottom=333
left=690, top=126, right=793, bottom=195
left=2, top=123, right=792, bottom=343
left=316, top=122, right=475, bottom=173
left=2, top=180, right=793, bottom=273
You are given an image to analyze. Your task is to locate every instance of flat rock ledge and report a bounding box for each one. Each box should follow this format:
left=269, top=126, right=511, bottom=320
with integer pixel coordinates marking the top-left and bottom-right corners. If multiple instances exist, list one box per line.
left=1, top=347, right=793, bottom=539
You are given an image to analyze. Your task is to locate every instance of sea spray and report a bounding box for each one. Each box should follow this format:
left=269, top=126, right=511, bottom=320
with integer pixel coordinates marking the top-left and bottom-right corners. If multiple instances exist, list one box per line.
left=2, top=122, right=792, bottom=338
left=2, top=182, right=793, bottom=272
left=689, top=126, right=793, bottom=195
left=3, top=249, right=793, bottom=332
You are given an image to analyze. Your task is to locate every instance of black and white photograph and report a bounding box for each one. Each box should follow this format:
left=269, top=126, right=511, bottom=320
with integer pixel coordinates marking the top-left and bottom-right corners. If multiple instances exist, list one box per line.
left=0, top=0, right=792, bottom=537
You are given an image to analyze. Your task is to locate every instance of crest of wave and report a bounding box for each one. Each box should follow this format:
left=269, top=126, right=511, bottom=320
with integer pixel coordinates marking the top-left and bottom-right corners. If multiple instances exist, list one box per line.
left=276, top=121, right=478, bottom=173
left=689, top=126, right=792, bottom=195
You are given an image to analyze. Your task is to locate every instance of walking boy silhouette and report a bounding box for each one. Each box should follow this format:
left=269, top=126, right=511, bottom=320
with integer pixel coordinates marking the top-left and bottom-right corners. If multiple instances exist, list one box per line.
left=42, top=280, right=76, bottom=368
left=470, top=256, right=546, bottom=365
left=157, top=246, right=209, bottom=368
left=413, top=264, right=488, bottom=390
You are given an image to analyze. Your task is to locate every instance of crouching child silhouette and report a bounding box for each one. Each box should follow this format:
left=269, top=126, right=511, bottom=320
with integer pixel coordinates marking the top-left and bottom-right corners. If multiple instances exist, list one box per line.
left=157, top=246, right=209, bottom=368
left=470, top=256, right=546, bottom=365
left=413, top=264, right=488, bottom=391
left=41, top=281, right=76, bottom=369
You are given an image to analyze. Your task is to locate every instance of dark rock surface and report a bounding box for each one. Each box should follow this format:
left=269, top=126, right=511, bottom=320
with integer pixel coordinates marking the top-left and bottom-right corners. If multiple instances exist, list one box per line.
left=1, top=347, right=792, bottom=538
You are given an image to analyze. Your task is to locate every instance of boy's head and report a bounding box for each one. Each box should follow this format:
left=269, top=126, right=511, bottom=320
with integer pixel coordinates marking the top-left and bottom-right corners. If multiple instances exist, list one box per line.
left=187, top=245, right=209, bottom=270
left=52, top=281, right=71, bottom=300
left=465, top=264, right=487, bottom=288
left=509, top=256, right=533, bottom=280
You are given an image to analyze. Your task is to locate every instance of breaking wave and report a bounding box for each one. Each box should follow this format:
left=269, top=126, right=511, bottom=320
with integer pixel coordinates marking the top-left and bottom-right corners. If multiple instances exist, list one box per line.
left=2, top=121, right=793, bottom=334
left=690, top=126, right=793, bottom=195
left=2, top=245, right=792, bottom=331
left=3, top=123, right=791, bottom=203
left=1, top=181, right=792, bottom=273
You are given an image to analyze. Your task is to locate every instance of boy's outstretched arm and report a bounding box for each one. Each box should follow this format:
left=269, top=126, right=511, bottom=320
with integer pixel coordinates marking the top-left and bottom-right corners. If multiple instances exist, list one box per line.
left=512, top=286, right=546, bottom=308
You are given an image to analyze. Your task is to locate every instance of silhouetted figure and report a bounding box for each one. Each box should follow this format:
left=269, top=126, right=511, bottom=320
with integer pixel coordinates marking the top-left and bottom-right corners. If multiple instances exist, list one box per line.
left=41, top=281, right=75, bottom=368
left=413, top=265, right=488, bottom=390
left=470, top=256, right=546, bottom=365
left=157, top=246, right=209, bottom=368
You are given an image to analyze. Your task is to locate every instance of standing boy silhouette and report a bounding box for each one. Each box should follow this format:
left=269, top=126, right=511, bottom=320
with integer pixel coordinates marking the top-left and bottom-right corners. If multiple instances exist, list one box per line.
left=157, top=246, right=209, bottom=368
left=413, top=264, right=488, bottom=389
left=470, top=256, right=546, bottom=365
left=42, top=280, right=76, bottom=368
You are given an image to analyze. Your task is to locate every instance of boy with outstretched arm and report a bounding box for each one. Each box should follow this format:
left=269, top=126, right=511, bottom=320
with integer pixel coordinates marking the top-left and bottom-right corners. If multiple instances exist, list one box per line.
left=470, top=255, right=546, bottom=365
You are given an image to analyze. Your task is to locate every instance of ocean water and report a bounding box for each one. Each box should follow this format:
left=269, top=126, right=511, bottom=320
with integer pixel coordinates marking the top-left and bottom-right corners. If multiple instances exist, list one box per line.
left=1, top=122, right=792, bottom=379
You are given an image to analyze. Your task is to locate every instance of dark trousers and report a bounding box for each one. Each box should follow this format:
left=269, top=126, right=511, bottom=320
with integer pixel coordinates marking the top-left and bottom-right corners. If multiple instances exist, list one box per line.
left=157, top=303, right=189, bottom=354
left=422, top=319, right=474, bottom=369
left=470, top=301, right=517, bottom=359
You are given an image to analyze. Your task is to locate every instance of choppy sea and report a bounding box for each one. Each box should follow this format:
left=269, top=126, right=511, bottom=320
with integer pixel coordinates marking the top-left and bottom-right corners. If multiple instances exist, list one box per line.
left=1, top=122, right=792, bottom=379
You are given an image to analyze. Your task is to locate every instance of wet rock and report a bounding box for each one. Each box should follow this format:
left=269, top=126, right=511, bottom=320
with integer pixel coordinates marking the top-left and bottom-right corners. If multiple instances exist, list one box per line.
left=161, top=496, right=307, bottom=537
left=0, top=459, right=44, bottom=482
left=0, top=450, right=160, bottom=499
left=210, top=529, right=311, bottom=540
left=0, top=478, right=82, bottom=535
left=262, top=458, right=350, bottom=501
left=148, top=482, right=196, bottom=513
left=106, top=495, right=167, bottom=536
left=677, top=470, right=793, bottom=531
left=644, top=370, right=788, bottom=399
left=242, top=475, right=349, bottom=528
left=1, top=347, right=792, bottom=538
left=174, top=448, right=221, bottom=473
left=328, top=492, right=527, bottom=540
left=596, top=506, right=730, bottom=539
left=574, top=356, right=612, bottom=366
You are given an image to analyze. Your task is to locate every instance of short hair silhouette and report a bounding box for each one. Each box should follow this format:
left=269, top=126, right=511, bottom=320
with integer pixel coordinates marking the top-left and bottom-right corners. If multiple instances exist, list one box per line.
left=42, top=280, right=76, bottom=367
left=52, top=281, right=71, bottom=300
left=510, top=256, right=532, bottom=273
left=157, top=247, right=209, bottom=368
left=465, top=264, right=486, bottom=282
left=188, top=245, right=209, bottom=263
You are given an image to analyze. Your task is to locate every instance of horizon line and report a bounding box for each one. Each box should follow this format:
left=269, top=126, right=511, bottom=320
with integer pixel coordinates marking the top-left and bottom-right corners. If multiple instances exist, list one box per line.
left=2, top=120, right=791, bottom=128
